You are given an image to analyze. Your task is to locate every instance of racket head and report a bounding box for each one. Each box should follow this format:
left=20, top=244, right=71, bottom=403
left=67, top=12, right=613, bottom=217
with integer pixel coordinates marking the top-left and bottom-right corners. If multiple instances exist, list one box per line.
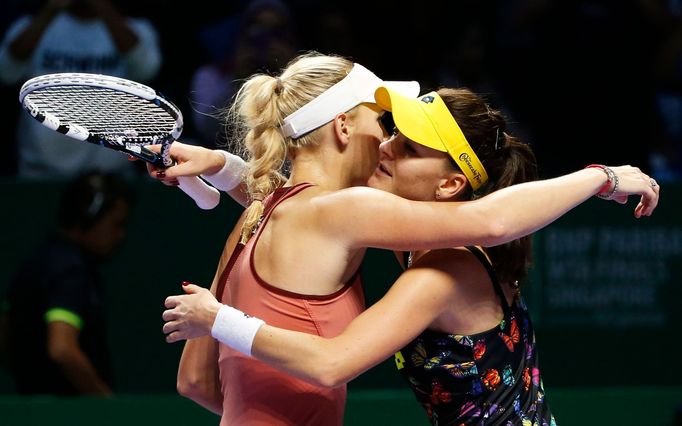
left=19, top=73, right=183, bottom=167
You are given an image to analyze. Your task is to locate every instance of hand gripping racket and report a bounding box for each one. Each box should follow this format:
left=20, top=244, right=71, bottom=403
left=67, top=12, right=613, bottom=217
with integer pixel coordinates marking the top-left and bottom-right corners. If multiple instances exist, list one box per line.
left=19, top=73, right=220, bottom=210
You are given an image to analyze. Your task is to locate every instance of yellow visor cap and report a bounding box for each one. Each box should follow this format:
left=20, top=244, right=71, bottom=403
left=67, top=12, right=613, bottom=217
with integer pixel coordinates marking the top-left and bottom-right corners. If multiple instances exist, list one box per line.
left=374, top=87, right=488, bottom=190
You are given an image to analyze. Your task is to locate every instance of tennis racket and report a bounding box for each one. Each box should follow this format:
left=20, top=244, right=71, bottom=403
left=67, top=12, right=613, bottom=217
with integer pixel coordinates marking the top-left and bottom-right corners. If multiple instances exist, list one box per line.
left=19, top=73, right=220, bottom=210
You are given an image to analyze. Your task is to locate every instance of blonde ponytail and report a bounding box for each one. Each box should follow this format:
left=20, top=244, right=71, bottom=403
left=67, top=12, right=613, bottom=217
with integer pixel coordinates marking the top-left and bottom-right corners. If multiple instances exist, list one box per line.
left=241, top=126, right=287, bottom=242
left=227, top=52, right=354, bottom=243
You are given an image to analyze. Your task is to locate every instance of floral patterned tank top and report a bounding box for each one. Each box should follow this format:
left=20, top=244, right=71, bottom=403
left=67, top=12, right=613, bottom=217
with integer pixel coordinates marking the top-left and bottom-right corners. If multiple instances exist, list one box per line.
left=395, top=247, right=557, bottom=425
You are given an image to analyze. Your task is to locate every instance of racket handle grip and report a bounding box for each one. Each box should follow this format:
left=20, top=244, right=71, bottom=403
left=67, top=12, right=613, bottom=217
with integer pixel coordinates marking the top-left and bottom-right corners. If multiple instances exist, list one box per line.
left=177, top=176, right=220, bottom=210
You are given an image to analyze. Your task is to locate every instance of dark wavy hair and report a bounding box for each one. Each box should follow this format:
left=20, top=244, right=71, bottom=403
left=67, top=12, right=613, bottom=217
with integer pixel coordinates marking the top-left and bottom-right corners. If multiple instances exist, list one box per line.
left=438, top=87, right=538, bottom=286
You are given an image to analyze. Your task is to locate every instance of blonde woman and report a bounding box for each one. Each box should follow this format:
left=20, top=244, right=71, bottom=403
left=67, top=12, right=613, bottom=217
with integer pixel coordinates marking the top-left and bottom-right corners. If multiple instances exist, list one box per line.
left=155, top=53, right=658, bottom=425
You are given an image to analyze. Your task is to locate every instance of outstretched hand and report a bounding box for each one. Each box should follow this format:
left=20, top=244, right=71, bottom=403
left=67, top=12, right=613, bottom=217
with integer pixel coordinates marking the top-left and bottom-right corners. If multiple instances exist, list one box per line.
left=162, top=282, right=223, bottom=343
left=131, top=142, right=226, bottom=186
left=605, top=165, right=660, bottom=218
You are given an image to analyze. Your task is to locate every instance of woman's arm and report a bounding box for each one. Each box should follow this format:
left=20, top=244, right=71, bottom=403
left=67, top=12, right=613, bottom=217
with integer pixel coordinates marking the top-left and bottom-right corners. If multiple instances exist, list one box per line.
left=164, top=250, right=473, bottom=387
left=47, top=322, right=112, bottom=395
left=143, top=142, right=250, bottom=207
left=150, top=146, right=658, bottom=251
left=175, top=276, right=223, bottom=414
left=175, top=212, right=247, bottom=414
left=176, top=334, right=222, bottom=414
left=319, top=166, right=658, bottom=251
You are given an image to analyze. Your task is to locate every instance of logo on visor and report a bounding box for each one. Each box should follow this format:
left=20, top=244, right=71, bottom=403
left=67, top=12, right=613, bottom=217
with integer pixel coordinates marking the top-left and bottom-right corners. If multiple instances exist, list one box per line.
left=420, top=95, right=435, bottom=104
left=459, top=153, right=484, bottom=185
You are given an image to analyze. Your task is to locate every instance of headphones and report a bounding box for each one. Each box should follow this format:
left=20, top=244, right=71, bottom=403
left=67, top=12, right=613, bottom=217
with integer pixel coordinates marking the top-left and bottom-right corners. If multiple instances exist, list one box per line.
left=84, top=174, right=106, bottom=220
left=57, top=171, right=132, bottom=230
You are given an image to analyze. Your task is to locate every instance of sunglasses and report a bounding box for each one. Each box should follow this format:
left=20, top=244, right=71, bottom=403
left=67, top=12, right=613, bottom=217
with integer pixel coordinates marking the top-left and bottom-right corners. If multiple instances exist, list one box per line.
left=379, top=111, right=397, bottom=136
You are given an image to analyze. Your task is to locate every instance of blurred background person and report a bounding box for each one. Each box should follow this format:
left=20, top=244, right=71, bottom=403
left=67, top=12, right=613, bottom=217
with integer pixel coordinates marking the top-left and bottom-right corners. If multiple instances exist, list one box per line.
left=0, top=171, right=134, bottom=395
left=0, top=0, right=162, bottom=179
left=189, top=0, right=297, bottom=148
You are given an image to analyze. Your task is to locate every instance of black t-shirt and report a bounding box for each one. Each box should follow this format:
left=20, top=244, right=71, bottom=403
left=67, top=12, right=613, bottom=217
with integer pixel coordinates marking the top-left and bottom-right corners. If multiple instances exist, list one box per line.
left=5, top=235, right=112, bottom=394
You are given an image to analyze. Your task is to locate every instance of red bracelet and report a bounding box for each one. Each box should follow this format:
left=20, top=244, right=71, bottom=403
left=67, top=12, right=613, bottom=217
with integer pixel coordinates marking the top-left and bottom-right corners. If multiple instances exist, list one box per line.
left=585, top=164, right=612, bottom=195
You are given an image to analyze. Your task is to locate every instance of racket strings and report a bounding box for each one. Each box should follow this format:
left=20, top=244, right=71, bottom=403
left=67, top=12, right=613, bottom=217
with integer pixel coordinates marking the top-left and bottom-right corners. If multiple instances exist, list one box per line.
left=26, top=86, right=178, bottom=143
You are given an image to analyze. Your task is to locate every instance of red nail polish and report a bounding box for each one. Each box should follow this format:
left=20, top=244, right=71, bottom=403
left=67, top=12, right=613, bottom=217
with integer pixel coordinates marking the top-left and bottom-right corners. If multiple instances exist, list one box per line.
left=156, top=170, right=166, bottom=178
left=181, top=281, right=190, bottom=286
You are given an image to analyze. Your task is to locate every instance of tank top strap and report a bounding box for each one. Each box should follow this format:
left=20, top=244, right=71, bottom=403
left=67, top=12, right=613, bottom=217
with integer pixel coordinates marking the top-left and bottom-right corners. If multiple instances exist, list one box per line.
left=465, top=246, right=512, bottom=317
left=263, top=183, right=315, bottom=212
left=252, top=183, right=316, bottom=241
left=216, top=183, right=316, bottom=301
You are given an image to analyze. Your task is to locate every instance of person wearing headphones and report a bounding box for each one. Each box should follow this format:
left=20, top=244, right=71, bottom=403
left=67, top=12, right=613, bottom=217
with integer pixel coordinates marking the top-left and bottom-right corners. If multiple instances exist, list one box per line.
left=0, top=171, right=133, bottom=395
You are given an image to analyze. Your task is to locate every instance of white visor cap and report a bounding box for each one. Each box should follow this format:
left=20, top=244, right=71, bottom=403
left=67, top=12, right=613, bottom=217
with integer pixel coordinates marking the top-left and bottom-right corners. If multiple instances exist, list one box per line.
left=281, top=63, right=420, bottom=139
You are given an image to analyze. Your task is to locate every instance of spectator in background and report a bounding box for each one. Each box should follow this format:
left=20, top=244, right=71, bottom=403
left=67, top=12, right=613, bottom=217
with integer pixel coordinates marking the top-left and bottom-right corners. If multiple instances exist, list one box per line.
left=189, top=0, right=297, bottom=148
left=0, top=0, right=162, bottom=179
left=0, top=171, right=134, bottom=395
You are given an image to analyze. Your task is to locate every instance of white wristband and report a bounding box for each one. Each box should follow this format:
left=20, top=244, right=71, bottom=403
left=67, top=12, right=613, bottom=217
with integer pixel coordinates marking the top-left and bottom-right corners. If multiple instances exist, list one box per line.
left=210, top=305, right=265, bottom=356
left=200, top=150, right=248, bottom=192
